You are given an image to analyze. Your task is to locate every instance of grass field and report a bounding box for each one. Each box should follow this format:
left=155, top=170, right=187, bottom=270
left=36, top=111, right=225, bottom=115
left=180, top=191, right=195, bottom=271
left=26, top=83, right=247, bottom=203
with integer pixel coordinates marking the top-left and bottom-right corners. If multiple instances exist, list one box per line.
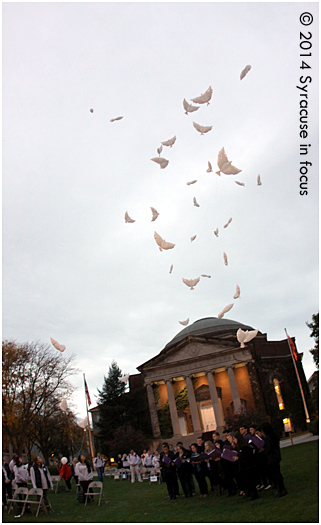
left=3, top=440, right=319, bottom=523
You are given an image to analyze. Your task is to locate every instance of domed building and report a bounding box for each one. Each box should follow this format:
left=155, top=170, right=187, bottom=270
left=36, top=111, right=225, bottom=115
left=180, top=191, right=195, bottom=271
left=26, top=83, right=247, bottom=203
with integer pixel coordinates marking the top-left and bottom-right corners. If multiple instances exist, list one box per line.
left=136, top=317, right=312, bottom=442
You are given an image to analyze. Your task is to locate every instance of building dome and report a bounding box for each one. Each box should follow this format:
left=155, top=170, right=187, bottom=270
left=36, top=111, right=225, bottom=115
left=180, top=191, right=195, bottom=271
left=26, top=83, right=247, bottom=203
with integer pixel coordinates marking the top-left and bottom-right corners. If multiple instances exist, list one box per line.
left=165, top=317, right=256, bottom=350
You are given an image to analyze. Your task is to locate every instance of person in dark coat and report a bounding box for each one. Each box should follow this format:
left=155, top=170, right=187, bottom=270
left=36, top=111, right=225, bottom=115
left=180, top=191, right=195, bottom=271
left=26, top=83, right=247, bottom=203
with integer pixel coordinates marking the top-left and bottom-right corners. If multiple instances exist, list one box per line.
left=220, top=433, right=238, bottom=496
left=174, top=445, right=193, bottom=498
left=2, top=456, right=12, bottom=508
left=190, top=443, right=208, bottom=498
left=117, top=454, right=123, bottom=469
left=261, top=422, right=287, bottom=497
left=231, top=431, right=259, bottom=501
left=160, top=443, right=178, bottom=500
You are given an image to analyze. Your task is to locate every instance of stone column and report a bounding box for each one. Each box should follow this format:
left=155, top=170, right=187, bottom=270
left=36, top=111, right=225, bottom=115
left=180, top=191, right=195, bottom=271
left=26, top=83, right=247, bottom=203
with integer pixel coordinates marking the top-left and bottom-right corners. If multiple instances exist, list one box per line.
left=185, top=375, right=202, bottom=433
left=166, top=380, right=181, bottom=436
left=227, top=366, right=241, bottom=413
left=207, top=371, right=225, bottom=429
left=146, top=383, right=161, bottom=438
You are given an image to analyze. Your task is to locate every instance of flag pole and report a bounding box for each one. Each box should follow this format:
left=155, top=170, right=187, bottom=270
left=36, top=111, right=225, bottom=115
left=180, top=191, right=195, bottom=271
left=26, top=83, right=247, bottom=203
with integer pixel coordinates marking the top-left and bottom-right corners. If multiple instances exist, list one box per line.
left=284, top=329, right=310, bottom=423
left=84, top=373, right=95, bottom=464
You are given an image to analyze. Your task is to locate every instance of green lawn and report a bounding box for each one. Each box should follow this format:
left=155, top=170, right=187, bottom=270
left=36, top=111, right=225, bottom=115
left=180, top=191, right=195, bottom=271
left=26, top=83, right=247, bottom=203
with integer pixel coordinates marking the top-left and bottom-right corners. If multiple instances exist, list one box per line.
left=3, top=441, right=319, bottom=523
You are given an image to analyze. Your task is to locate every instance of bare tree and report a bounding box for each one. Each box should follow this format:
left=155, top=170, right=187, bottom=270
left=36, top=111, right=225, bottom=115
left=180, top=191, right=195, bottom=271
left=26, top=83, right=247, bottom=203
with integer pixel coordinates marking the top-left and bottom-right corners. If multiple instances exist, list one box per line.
left=2, top=340, right=78, bottom=458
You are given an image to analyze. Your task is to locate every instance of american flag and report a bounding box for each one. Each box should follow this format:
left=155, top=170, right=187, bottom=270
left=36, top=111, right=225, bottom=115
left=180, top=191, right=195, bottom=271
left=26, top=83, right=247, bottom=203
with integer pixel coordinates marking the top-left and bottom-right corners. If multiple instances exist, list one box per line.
left=84, top=376, right=92, bottom=406
left=287, top=334, right=298, bottom=361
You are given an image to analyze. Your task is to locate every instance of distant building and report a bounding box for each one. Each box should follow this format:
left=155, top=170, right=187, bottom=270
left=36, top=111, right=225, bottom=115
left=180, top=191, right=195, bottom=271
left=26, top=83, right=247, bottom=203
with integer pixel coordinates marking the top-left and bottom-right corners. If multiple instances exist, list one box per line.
left=308, top=370, right=319, bottom=394
left=136, top=317, right=312, bottom=443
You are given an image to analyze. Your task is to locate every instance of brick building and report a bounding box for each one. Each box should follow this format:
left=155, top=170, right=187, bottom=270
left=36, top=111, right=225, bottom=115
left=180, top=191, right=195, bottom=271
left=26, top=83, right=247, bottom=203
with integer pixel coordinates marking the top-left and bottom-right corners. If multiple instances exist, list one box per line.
left=136, top=317, right=312, bottom=443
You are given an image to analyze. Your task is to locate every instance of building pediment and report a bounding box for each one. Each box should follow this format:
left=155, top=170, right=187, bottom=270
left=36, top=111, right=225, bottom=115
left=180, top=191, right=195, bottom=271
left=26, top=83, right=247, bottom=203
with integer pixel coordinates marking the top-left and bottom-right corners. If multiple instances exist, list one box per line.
left=138, top=336, right=253, bottom=384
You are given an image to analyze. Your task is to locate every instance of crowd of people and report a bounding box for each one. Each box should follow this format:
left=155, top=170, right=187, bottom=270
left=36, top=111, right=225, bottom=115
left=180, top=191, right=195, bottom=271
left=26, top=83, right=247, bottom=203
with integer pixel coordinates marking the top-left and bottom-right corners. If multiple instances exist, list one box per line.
left=157, top=422, right=288, bottom=501
left=2, top=421, right=287, bottom=513
left=116, top=422, right=288, bottom=502
left=1, top=453, right=102, bottom=512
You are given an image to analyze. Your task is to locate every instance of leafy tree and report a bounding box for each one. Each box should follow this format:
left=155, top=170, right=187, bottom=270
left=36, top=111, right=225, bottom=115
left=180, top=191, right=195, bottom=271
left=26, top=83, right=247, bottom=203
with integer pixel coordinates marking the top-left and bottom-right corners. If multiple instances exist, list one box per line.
left=307, top=313, right=319, bottom=369
left=2, top=340, right=78, bottom=458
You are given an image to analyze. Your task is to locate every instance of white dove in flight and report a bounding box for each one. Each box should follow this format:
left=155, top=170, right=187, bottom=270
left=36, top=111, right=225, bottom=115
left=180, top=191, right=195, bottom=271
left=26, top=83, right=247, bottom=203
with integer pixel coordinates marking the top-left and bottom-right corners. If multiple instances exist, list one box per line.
left=193, top=197, right=200, bottom=207
left=59, top=398, right=68, bottom=412
left=125, top=211, right=135, bottom=223
left=218, top=303, right=234, bottom=319
left=50, top=337, right=66, bottom=353
left=77, top=416, right=89, bottom=429
left=193, top=122, right=213, bottom=135
left=233, top=284, right=241, bottom=299
left=151, top=157, right=169, bottom=169
left=216, top=147, right=242, bottom=176
left=110, top=116, right=124, bottom=122
left=240, top=65, right=252, bottom=80
left=207, top=161, right=213, bottom=173
left=223, top=218, right=232, bottom=229
left=182, top=277, right=200, bottom=290
left=161, top=136, right=176, bottom=148
left=183, top=99, right=200, bottom=115
left=179, top=318, right=190, bottom=326
left=150, top=207, right=159, bottom=222
left=191, top=86, right=213, bottom=105
left=237, top=328, right=258, bottom=348
left=154, top=231, right=175, bottom=251
left=119, top=374, right=129, bottom=383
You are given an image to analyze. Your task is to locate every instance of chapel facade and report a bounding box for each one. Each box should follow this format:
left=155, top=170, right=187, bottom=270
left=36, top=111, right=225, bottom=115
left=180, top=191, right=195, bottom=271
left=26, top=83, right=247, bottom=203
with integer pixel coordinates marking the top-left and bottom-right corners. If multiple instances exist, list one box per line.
left=136, top=317, right=312, bottom=443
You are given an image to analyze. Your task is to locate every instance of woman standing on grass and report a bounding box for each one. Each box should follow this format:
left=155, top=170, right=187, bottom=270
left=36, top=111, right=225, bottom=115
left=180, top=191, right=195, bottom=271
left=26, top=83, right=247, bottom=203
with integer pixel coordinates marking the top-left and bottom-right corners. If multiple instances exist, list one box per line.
left=231, top=432, right=259, bottom=501
left=190, top=443, right=208, bottom=498
left=30, top=456, right=53, bottom=512
left=75, top=455, right=93, bottom=503
left=56, top=457, right=73, bottom=491
left=175, top=445, right=193, bottom=498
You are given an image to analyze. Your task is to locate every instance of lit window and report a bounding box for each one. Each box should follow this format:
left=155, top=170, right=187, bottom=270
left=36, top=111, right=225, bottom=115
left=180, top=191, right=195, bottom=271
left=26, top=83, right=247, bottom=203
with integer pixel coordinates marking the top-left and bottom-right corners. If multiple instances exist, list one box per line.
left=273, top=378, right=285, bottom=411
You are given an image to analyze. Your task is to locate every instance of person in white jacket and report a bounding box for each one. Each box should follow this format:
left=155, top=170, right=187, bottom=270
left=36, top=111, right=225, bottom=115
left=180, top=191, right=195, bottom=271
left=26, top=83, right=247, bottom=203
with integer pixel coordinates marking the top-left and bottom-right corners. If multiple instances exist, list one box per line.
left=152, top=451, right=160, bottom=468
left=13, top=456, right=31, bottom=513
left=144, top=451, right=154, bottom=468
left=128, top=450, right=142, bottom=483
left=75, top=455, right=93, bottom=502
left=30, top=457, right=53, bottom=511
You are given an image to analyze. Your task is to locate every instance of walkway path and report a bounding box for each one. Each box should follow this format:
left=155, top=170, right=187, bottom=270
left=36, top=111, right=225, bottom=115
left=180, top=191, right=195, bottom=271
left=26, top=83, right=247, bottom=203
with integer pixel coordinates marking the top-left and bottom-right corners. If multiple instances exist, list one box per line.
left=280, top=432, right=319, bottom=448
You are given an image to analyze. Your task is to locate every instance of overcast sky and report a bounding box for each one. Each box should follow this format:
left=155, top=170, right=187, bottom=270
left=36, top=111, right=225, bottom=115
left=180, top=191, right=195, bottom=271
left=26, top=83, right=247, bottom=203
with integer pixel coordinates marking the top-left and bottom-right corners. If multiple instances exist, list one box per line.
left=3, top=2, right=319, bottom=420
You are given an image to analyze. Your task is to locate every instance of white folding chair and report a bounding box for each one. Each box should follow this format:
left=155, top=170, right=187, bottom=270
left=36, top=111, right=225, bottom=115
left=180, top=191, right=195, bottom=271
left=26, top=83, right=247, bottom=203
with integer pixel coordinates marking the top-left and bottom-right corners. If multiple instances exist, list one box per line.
left=51, top=475, right=61, bottom=494
left=84, top=481, right=103, bottom=506
left=25, top=488, right=45, bottom=517
left=7, top=487, right=29, bottom=515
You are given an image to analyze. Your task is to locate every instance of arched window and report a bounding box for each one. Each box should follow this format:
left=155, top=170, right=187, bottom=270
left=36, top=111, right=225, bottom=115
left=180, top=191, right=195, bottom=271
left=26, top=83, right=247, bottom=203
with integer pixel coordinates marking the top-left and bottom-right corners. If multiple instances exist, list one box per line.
left=273, top=378, right=284, bottom=410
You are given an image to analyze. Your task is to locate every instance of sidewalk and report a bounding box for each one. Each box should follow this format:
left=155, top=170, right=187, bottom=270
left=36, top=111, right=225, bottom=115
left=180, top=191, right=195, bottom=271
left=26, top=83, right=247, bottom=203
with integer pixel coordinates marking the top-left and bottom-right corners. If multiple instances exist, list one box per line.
left=280, top=432, right=319, bottom=448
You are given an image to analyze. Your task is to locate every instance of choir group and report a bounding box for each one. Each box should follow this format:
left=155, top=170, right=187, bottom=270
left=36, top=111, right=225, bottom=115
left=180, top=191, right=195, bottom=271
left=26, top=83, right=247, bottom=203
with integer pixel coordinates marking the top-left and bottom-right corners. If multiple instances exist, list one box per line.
left=158, top=422, right=287, bottom=501
left=118, top=422, right=287, bottom=502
